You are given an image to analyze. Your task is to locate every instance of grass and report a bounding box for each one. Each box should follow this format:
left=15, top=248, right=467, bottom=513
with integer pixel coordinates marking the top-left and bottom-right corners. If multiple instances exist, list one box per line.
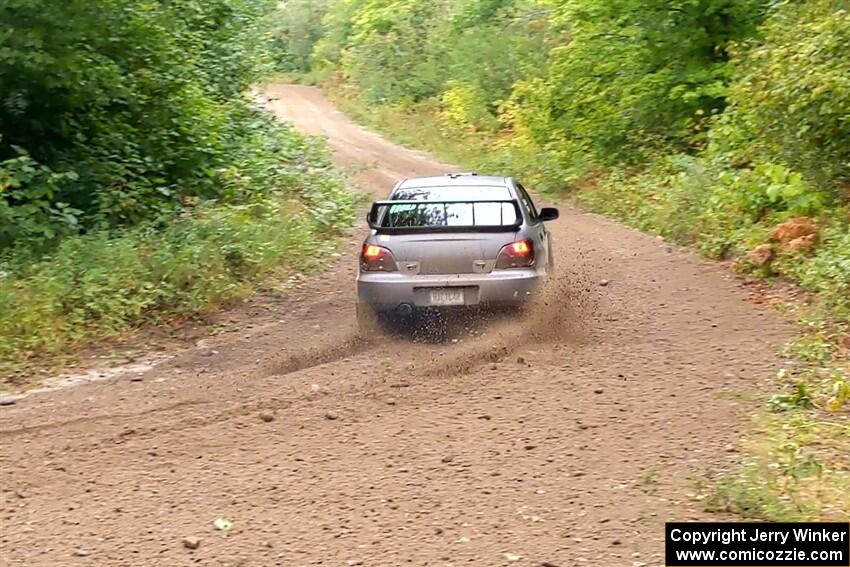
left=639, top=467, right=660, bottom=493
left=707, top=403, right=850, bottom=521
left=317, top=78, right=850, bottom=521
left=0, top=197, right=352, bottom=384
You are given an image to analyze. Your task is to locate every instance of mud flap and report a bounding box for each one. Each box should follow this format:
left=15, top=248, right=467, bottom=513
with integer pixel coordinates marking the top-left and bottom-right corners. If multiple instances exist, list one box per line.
left=355, top=303, right=381, bottom=335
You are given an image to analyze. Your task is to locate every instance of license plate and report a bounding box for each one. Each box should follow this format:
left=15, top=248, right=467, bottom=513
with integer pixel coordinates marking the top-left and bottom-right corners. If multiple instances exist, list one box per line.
left=429, top=288, right=465, bottom=306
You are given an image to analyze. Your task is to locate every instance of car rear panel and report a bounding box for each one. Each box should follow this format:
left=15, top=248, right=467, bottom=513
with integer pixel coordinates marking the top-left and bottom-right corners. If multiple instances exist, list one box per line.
left=379, top=232, right=519, bottom=275
left=357, top=268, right=541, bottom=309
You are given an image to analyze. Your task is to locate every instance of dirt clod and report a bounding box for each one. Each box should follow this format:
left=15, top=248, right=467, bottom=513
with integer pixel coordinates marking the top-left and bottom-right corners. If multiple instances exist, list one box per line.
left=747, top=244, right=774, bottom=267
left=787, top=234, right=817, bottom=254
left=259, top=411, right=275, bottom=423
left=770, top=217, right=818, bottom=246
left=182, top=537, right=201, bottom=550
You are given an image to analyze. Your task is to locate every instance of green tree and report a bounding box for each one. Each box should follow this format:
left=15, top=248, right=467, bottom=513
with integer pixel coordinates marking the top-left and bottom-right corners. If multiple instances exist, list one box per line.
left=0, top=0, right=279, bottom=244
left=712, top=0, right=850, bottom=191
left=275, top=0, right=331, bottom=72
left=509, top=0, right=767, bottom=165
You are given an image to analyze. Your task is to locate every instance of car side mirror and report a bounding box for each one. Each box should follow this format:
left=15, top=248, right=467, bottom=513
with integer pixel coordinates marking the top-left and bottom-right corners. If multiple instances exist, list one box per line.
left=366, top=207, right=381, bottom=230
left=539, top=207, right=559, bottom=222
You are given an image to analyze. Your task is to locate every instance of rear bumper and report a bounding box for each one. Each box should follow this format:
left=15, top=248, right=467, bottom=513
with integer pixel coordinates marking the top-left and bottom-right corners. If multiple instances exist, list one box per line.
left=357, top=269, right=542, bottom=312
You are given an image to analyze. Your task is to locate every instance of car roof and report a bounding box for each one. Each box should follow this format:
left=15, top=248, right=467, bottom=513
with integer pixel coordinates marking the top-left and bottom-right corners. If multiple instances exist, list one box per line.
left=396, top=174, right=511, bottom=190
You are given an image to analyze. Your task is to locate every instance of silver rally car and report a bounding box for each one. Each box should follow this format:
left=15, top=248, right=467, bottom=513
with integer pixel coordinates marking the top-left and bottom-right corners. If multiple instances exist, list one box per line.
left=356, top=173, right=558, bottom=326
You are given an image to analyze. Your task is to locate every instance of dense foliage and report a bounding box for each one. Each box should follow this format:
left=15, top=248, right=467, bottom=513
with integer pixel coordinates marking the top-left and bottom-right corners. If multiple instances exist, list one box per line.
left=3, top=0, right=287, bottom=247
left=0, top=0, right=356, bottom=372
left=282, top=0, right=767, bottom=158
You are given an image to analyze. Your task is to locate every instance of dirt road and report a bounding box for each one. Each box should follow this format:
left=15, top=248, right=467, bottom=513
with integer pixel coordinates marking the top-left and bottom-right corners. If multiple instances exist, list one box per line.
left=0, top=85, right=793, bottom=567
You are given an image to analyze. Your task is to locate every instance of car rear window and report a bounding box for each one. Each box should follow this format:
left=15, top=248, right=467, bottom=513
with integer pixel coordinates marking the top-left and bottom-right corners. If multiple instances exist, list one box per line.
left=381, top=201, right=518, bottom=228
left=392, top=186, right=512, bottom=201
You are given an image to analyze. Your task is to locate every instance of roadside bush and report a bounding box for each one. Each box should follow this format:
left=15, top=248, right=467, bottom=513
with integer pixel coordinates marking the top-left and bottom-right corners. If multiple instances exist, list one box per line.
left=789, top=221, right=850, bottom=316
left=0, top=201, right=302, bottom=366
left=0, top=153, right=82, bottom=248
left=0, top=119, right=356, bottom=372
left=440, top=83, right=500, bottom=133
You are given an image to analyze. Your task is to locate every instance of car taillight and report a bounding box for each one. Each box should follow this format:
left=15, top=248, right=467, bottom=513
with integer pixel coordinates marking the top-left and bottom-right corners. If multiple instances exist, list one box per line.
left=495, top=240, right=535, bottom=269
left=360, top=244, right=397, bottom=272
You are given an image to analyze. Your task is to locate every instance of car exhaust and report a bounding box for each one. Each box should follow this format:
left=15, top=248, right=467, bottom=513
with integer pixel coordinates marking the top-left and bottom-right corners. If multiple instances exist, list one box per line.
left=395, top=303, right=414, bottom=318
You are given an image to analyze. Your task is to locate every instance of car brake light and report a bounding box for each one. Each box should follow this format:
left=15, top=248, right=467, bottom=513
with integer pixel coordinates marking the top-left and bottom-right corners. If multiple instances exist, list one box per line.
left=509, top=241, right=530, bottom=255
left=360, top=244, right=397, bottom=272
left=363, top=245, right=382, bottom=258
left=495, top=239, right=535, bottom=269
